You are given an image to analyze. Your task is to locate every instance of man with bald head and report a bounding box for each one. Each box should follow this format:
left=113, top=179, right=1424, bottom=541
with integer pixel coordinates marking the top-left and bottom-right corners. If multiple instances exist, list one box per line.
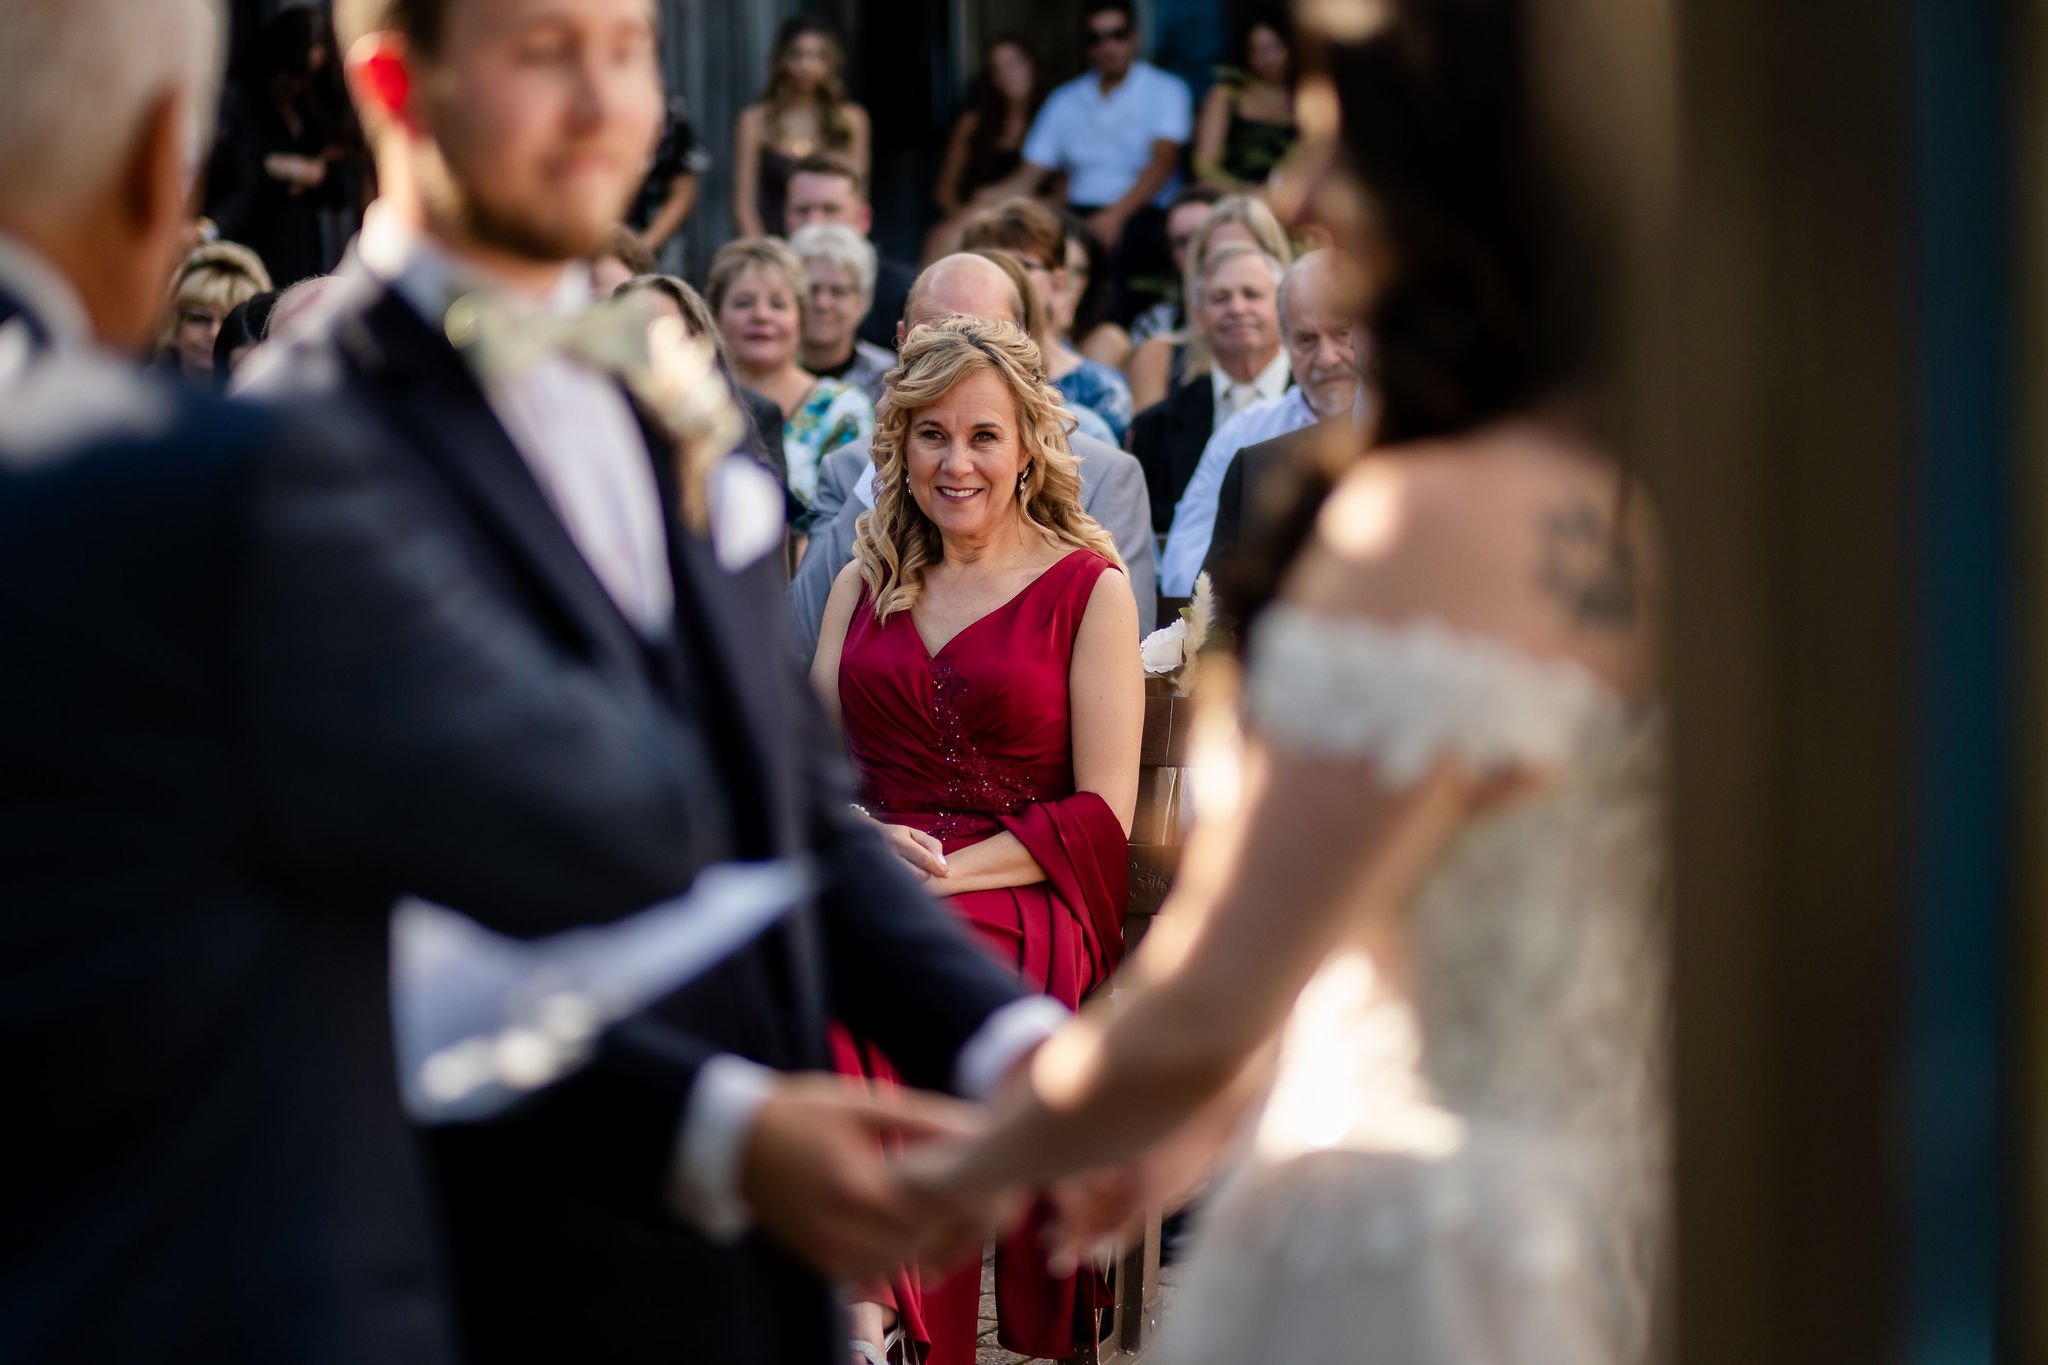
left=1157, top=249, right=1369, bottom=595
left=787, top=252, right=1157, bottom=659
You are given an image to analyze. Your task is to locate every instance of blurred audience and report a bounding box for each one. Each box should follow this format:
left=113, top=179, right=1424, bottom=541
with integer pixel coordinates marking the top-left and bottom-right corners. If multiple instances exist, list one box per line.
left=733, top=16, right=869, bottom=238
left=1127, top=192, right=1292, bottom=411
left=158, top=241, right=272, bottom=380
left=590, top=225, right=658, bottom=295
left=626, top=94, right=709, bottom=264
left=1193, top=10, right=1298, bottom=194
left=615, top=272, right=790, bottom=489
left=210, top=288, right=279, bottom=383
left=206, top=5, right=354, bottom=286
left=962, top=198, right=1133, bottom=443
left=990, top=1, right=1191, bottom=324
left=1128, top=239, right=1288, bottom=531
left=783, top=151, right=916, bottom=352
left=1159, top=248, right=1366, bottom=592
left=925, top=36, right=1048, bottom=262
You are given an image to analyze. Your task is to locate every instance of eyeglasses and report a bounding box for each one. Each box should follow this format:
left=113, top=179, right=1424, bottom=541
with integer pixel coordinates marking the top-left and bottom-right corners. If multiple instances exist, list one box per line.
left=1086, top=24, right=1130, bottom=45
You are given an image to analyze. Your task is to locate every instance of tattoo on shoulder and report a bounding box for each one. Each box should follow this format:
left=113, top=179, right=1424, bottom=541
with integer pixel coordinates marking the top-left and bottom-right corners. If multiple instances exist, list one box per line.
left=1538, top=501, right=1639, bottom=630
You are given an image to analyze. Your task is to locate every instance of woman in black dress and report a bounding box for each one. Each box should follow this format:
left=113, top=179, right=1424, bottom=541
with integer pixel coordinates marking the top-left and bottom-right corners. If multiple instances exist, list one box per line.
left=732, top=17, right=869, bottom=239
left=1193, top=11, right=1299, bottom=195
left=924, top=36, right=1048, bottom=260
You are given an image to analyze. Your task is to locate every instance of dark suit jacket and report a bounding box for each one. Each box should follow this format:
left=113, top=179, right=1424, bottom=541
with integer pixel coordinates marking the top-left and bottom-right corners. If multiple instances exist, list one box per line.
left=0, top=287, right=723, bottom=1362
left=1199, top=421, right=1336, bottom=636
left=1128, top=373, right=1216, bottom=533
left=247, top=265, right=1028, bottom=1365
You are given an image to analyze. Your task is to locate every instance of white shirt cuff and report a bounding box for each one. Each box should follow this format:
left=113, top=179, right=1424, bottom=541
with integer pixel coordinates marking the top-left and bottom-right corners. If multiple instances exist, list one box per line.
left=954, top=996, right=1071, bottom=1100
left=667, top=1053, right=778, bottom=1242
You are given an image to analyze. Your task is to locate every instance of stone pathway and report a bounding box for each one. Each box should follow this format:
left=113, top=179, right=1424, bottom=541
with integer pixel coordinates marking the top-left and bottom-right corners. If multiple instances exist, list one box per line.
left=971, top=1259, right=1184, bottom=1365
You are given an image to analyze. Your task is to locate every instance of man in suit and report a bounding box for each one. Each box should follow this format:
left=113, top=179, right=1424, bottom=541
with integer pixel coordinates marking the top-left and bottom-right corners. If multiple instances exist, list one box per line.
left=0, top=1, right=853, bottom=1357
left=788, top=252, right=1158, bottom=660
left=1126, top=240, right=1290, bottom=532
left=1158, top=251, right=1367, bottom=594
left=250, top=2, right=1058, bottom=1360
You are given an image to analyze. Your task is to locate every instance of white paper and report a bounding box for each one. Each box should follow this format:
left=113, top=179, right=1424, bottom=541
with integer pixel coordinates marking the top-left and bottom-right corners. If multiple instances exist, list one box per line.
left=393, top=859, right=816, bottom=1123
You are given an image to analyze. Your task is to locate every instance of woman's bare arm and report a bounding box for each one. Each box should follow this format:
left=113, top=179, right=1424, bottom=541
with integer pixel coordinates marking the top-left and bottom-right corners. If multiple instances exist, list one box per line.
left=1192, top=85, right=1241, bottom=191
left=732, top=105, right=765, bottom=238
left=845, top=104, right=872, bottom=184
left=914, top=446, right=1656, bottom=1187
left=809, top=558, right=865, bottom=725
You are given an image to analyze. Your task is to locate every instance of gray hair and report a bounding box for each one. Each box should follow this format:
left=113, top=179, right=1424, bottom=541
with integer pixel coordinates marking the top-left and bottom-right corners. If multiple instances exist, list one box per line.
left=788, top=223, right=877, bottom=300
left=1193, top=239, right=1287, bottom=307
left=0, top=0, right=224, bottom=224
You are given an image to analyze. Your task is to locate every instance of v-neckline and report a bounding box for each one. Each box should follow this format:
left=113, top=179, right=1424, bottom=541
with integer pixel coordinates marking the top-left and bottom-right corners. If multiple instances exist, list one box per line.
left=910, top=549, right=1088, bottom=661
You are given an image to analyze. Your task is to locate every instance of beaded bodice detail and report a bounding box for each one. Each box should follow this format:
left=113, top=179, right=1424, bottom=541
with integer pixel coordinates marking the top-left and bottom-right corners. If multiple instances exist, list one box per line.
left=1244, top=604, right=1667, bottom=1139
left=1157, top=605, right=1668, bottom=1365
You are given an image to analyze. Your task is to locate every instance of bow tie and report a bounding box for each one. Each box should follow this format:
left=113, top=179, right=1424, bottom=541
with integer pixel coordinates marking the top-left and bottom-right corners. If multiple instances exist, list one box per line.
left=444, top=290, right=660, bottom=385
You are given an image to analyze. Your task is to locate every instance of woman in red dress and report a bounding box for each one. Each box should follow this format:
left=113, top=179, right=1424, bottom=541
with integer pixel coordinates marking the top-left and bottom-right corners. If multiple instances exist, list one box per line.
left=812, top=316, right=1143, bottom=1364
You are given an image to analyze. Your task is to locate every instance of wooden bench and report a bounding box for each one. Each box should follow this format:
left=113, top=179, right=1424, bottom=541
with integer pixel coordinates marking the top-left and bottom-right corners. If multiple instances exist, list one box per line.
left=1070, top=678, right=1194, bottom=1364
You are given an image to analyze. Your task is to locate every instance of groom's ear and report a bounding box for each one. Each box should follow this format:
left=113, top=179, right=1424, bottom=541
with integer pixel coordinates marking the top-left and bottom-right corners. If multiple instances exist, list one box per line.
left=346, top=32, right=421, bottom=137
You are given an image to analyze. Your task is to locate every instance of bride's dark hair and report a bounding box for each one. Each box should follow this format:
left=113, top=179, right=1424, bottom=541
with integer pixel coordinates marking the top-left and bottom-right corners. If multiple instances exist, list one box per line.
left=1217, top=0, right=1628, bottom=631
left=1327, top=0, right=1607, bottom=446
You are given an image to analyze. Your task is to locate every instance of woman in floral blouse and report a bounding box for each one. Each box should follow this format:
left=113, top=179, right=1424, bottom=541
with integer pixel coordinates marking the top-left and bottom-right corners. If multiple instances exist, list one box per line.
left=708, top=237, right=875, bottom=524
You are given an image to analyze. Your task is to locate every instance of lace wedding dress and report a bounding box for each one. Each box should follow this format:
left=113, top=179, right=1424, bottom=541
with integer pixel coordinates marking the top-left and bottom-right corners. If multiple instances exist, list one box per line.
left=1160, top=604, right=1668, bottom=1365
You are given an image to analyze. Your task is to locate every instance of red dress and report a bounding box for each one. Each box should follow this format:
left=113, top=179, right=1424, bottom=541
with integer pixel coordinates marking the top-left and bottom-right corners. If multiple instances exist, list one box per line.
left=833, top=548, right=1130, bottom=1365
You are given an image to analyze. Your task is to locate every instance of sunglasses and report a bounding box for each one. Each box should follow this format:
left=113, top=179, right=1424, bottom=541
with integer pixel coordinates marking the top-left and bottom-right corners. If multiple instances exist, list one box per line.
left=1086, top=24, right=1131, bottom=44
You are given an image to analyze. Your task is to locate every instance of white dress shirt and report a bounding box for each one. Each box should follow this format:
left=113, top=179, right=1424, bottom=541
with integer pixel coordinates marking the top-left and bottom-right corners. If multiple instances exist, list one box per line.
left=1159, top=385, right=1319, bottom=595
left=1208, top=347, right=1292, bottom=430
left=1022, top=62, right=1193, bottom=208
left=362, top=211, right=1067, bottom=1238
left=0, top=232, right=93, bottom=374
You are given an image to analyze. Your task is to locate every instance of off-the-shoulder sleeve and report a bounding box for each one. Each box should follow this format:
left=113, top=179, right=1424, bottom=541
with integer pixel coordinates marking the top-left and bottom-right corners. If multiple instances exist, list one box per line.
left=1243, top=604, right=1629, bottom=785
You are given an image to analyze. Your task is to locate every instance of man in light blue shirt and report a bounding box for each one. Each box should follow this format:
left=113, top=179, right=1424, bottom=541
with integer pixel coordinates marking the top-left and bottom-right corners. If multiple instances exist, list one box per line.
left=993, top=1, right=1191, bottom=323
left=1159, top=250, right=1369, bottom=594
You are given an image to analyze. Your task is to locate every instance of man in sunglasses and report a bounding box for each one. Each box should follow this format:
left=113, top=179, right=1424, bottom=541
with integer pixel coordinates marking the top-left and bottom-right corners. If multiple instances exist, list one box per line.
left=990, top=0, right=1190, bottom=325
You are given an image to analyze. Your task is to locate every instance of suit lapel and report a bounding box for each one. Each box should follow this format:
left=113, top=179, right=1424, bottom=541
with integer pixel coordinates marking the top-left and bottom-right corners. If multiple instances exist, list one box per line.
left=1170, top=378, right=1215, bottom=494
left=339, top=283, right=649, bottom=680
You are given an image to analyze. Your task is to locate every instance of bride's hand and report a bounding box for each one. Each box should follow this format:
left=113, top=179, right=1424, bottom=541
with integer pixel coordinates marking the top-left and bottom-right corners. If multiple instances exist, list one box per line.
left=878, top=824, right=949, bottom=881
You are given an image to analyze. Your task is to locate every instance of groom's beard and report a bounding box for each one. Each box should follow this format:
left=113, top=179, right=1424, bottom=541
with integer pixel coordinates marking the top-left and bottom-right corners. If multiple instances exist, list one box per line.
left=414, top=143, right=631, bottom=268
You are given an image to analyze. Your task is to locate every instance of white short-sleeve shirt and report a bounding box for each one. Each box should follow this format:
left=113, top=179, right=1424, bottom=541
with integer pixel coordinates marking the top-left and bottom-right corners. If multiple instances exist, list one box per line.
left=1022, top=62, right=1193, bottom=209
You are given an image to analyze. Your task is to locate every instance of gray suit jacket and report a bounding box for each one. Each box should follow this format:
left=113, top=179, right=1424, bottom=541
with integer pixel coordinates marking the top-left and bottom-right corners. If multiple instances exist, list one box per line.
left=787, top=431, right=1157, bottom=662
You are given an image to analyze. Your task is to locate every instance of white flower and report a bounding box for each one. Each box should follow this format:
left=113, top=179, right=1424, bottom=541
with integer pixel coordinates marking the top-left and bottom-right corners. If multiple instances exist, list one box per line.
left=1141, top=618, right=1190, bottom=674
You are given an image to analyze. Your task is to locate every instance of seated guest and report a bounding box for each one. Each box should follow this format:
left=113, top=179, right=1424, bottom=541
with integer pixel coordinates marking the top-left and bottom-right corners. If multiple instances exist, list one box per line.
left=782, top=151, right=916, bottom=352
left=708, top=236, right=874, bottom=519
left=1120, top=183, right=1225, bottom=361
left=1127, top=239, right=1288, bottom=532
left=157, top=240, right=272, bottom=381
left=790, top=223, right=894, bottom=404
left=986, top=0, right=1191, bottom=323
left=587, top=223, right=656, bottom=295
left=962, top=197, right=1134, bottom=443
left=1126, top=192, right=1292, bottom=410
left=210, top=289, right=279, bottom=383
left=788, top=252, right=1157, bottom=659
left=615, top=272, right=789, bottom=489
left=1158, top=249, right=1365, bottom=593
left=812, top=316, right=1143, bottom=1365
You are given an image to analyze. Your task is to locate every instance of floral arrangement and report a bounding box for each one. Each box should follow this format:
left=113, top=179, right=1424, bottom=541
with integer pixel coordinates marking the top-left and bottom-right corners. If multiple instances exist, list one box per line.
left=1140, top=571, right=1216, bottom=697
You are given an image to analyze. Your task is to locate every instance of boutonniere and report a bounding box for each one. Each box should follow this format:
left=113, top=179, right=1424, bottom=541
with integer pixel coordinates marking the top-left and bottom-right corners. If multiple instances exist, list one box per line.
left=1140, top=571, right=1216, bottom=697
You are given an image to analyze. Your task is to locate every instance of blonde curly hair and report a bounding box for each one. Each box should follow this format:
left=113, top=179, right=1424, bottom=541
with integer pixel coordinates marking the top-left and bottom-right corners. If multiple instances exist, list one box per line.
left=854, top=317, right=1121, bottom=622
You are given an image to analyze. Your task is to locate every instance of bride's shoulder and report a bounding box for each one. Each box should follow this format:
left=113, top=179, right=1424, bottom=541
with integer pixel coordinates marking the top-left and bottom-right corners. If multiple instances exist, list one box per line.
left=1286, top=419, right=1658, bottom=699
